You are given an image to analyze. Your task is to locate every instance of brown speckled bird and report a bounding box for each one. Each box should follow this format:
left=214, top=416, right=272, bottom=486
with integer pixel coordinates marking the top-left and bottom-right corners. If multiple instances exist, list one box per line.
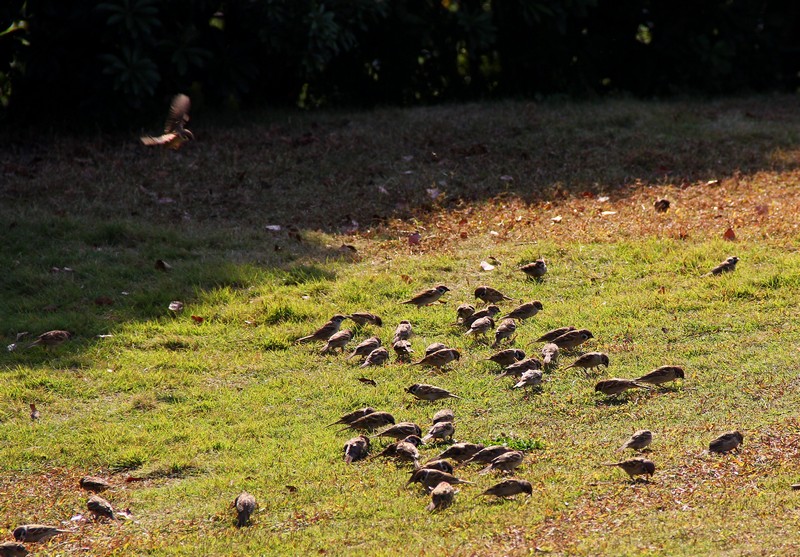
left=29, top=403, right=39, bottom=421
left=414, top=348, right=460, bottom=369
left=320, top=329, right=353, bottom=354
left=392, top=320, right=413, bottom=343
left=339, top=411, right=395, bottom=432
left=456, top=304, right=475, bottom=324
left=79, top=476, right=111, bottom=493
left=492, top=319, right=517, bottom=348
left=234, top=491, right=257, bottom=527
left=704, top=256, right=739, bottom=277
left=636, top=366, right=685, bottom=386
left=464, top=305, right=501, bottom=327
left=400, top=285, right=450, bottom=308
left=620, top=430, right=653, bottom=452
left=709, top=431, right=743, bottom=453
left=475, top=285, right=512, bottom=304
left=487, top=348, right=526, bottom=367
left=479, top=450, right=524, bottom=475
left=433, top=443, right=485, bottom=463
left=27, top=330, right=71, bottom=349
left=406, top=384, right=460, bottom=402
left=464, top=316, right=495, bottom=338
left=373, top=422, right=422, bottom=441
left=431, top=408, right=454, bottom=424
left=535, top=326, right=576, bottom=343
left=360, top=347, right=390, bottom=368
left=392, top=339, right=414, bottom=360
left=463, top=445, right=513, bottom=465
left=347, top=313, right=383, bottom=327
left=481, top=478, right=533, bottom=498
left=541, top=343, right=559, bottom=366
left=520, top=259, right=547, bottom=279
left=654, top=198, right=670, bottom=213
left=407, top=468, right=473, bottom=490
left=12, top=525, right=70, bottom=543
left=426, top=481, right=455, bottom=512
left=551, top=328, right=594, bottom=350
left=564, top=352, right=609, bottom=373
left=328, top=407, right=375, bottom=427
left=140, top=94, right=194, bottom=149
left=496, top=358, right=542, bottom=379
left=603, top=458, right=655, bottom=481
left=595, top=378, right=649, bottom=396
left=502, top=301, right=543, bottom=321
left=513, top=369, right=543, bottom=390
left=422, top=421, right=455, bottom=443
left=424, top=342, right=448, bottom=357
left=0, top=541, right=29, bottom=557
left=295, top=315, right=347, bottom=344
left=87, top=494, right=116, bottom=520
left=419, top=459, right=454, bottom=474
left=344, top=435, right=370, bottom=464
left=373, top=435, right=423, bottom=463
left=346, top=337, right=381, bottom=361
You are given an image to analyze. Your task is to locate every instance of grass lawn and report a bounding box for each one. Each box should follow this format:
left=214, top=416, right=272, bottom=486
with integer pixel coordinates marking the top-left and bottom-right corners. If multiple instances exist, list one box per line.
left=1, top=95, right=800, bottom=556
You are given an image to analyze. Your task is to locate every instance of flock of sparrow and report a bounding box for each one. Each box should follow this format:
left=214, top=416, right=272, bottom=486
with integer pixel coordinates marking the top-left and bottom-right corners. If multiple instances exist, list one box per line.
left=1, top=95, right=748, bottom=553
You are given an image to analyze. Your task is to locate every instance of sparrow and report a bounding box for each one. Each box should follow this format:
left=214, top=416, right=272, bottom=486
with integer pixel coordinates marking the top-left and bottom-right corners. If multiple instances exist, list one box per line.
left=541, top=343, right=559, bottom=366
left=373, top=435, right=423, bottom=462
left=346, top=337, right=381, bottom=360
left=456, top=304, right=475, bottom=324
left=234, top=491, right=257, bottom=527
left=360, top=347, right=390, bottom=368
left=0, top=541, right=28, bottom=557
left=406, top=383, right=460, bottom=402
left=479, top=450, right=524, bottom=475
left=496, top=358, right=542, bottom=379
left=407, top=468, right=473, bottom=490
left=320, top=329, right=353, bottom=354
left=392, top=320, right=413, bottom=343
left=27, top=330, right=71, bottom=349
left=463, top=445, right=513, bottom=465
left=344, top=435, right=370, bottom=464
left=551, top=328, right=594, bottom=350
left=564, top=352, right=609, bottom=373
left=492, top=319, right=517, bottom=348
left=339, top=411, right=395, bottom=432
left=501, top=301, right=544, bottom=321
left=328, top=407, right=375, bottom=427
left=464, top=305, right=501, bottom=327
left=603, top=458, right=655, bottom=481
left=432, top=443, right=485, bottom=463
left=419, top=459, right=454, bottom=474
left=475, top=286, right=512, bottom=304
left=431, top=408, right=455, bottom=424
left=373, top=422, right=422, bottom=441
left=347, top=313, right=383, bottom=327
left=414, top=348, right=461, bottom=369
left=464, top=316, right=495, bottom=338
left=295, top=315, right=347, bottom=344
left=520, top=259, right=547, bottom=279
left=424, top=342, right=448, bottom=357
left=636, top=366, right=685, bottom=386
left=400, top=285, right=450, bottom=307
left=12, top=525, right=70, bottom=542
left=704, top=256, right=739, bottom=277
left=487, top=348, right=526, bottom=367
left=535, top=326, right=576, bottom=343
left=513, top=369, right=543, bottom=390
left=709, top=431, right=744, bottom=453
left=392, top=340, right=414, bottom=360
left=481, top=478, right=533, bottom=498
left=594, top=378, right=649, bottom=396
left=422, top=421, right=455, bottom=443
left=29, top=403, right=39, bottom=421
left=140, top=94, right=193, bottom=149
left=654, top=198, right=670, bottom=213
left=620, top=430, right=653, bottom=451
left=427, top=481, right=455, bottom=512
left=87, top=494, right=116, bottom=519
left=79, top=476, right=111, bottom=493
